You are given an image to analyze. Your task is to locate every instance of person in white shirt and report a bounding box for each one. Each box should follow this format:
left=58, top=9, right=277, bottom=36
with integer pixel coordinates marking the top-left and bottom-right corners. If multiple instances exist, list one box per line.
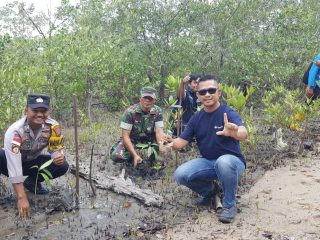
left=0, top=93, right=68, bottom=218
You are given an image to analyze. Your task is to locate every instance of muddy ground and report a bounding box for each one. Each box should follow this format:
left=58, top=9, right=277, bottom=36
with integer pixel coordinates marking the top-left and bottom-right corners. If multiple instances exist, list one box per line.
left=0, top=113, right=320, bottom=240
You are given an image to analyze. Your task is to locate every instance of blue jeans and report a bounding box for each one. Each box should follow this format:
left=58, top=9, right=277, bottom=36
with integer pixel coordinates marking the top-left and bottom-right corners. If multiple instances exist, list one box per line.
left=174, top=154, right=245, bottom=208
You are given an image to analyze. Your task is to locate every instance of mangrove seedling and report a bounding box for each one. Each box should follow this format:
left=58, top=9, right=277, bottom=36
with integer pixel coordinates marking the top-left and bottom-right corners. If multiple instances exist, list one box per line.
left=30, top=159, right=53, bottom=195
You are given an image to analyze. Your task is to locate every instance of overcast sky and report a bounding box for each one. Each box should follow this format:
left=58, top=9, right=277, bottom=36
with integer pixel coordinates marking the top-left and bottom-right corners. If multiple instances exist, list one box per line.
left=0, top=0, right=79, bottom=14
left=0, top=0, right=80, bottom=35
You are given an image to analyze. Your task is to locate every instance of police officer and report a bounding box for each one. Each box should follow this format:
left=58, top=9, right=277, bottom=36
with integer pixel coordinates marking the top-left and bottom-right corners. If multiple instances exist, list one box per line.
left=110, top=87, right=165, bottom=168
left=0, top=94, right=68, bottom=218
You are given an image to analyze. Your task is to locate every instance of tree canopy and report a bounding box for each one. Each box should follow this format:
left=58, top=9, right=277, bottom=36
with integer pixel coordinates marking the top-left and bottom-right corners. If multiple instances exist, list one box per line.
left=0, top=0, right=319, bottom=133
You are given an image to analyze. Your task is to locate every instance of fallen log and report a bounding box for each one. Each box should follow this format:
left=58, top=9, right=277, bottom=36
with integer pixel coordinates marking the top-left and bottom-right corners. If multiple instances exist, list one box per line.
left=70, top=163, right=164, bottom=207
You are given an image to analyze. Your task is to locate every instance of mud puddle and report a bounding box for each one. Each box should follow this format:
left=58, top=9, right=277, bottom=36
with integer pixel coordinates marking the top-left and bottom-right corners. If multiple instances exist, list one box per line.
left=0, top=147, right=214, bottom=240
left=0, top=117, right=268, bottom=240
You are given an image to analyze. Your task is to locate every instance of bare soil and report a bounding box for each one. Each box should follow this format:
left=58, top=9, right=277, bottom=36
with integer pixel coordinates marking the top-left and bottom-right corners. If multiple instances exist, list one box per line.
left=0, top=113, right=320, bottom=240
left=166, top=156, right=320, bottom=240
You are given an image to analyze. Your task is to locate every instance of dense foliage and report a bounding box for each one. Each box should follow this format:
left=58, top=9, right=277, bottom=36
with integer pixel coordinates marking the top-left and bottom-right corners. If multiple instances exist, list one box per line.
left=0, top=0, right=320, bottom=134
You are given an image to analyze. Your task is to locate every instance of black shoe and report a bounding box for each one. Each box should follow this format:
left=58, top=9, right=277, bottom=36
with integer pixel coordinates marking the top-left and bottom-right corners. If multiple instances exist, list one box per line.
left=24, top=177, right=50, bottom=195
left=218, top=206, right=237, bottom=223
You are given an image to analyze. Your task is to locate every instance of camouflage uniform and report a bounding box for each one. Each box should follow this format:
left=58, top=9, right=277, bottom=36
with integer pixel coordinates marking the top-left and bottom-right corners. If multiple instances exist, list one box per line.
left=110, top=104, right=164, bottom=163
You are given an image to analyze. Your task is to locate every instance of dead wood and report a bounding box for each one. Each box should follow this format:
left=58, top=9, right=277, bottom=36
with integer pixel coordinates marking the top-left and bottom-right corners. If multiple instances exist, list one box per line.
left=70, top=163, right=164, bottom=207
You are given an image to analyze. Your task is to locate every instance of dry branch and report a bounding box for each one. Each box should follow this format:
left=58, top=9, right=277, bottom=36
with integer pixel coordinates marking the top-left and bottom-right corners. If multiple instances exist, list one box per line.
left=70, top=163, right=164, bottom=207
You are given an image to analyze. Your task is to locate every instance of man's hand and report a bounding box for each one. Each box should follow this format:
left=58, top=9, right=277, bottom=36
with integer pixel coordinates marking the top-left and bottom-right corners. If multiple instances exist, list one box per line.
left=17, top=196, right=30, bottom=219
left=133, top=155, right=143, bottom=168
left=159, top=135, right=175, bottom=154
left=161, top=142, right=174, bottom=154
left=162, top=134, right=173, bottom=143
left=216, top=113, right=239, bottom=138
left=53, top=152, right=65, bottom=166
left=13, top=183, right=30, bottom=219
left=306, top=87, right=314, bottom=98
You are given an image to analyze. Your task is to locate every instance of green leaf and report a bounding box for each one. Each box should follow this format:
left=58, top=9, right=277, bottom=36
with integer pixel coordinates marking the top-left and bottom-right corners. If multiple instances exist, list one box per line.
left=136, top=143, right=148, bottom=149
left=152, top=162, right=162, bottom=170
left=42, top=169, right=53, bottom=179
left=152, top=148, right=158, bottom=160
left=39, top=159, right=53, bottom=170
left=40, top=173, right=52, bottom=187
left=147, top=146, right=152, bottom=158
left=30, top=165, right=39, bottom=170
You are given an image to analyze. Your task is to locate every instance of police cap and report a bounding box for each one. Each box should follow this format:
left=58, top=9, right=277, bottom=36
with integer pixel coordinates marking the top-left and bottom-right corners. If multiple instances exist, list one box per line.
left=27, top=93, right=50, bottom=110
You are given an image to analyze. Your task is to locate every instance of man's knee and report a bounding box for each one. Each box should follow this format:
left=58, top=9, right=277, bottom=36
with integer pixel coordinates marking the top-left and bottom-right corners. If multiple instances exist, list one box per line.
left=111, top=152, right=131, bottom=164
left=0, top=149, right=8, bottom=177
left=174, top=166, right=188, bottom=185
left=216, top=155, right=234, bottom=171
left=110, top=141, right=130, bottom=163
left=61, top=160, right=69, bottom=175
left=215, top=155, right=244, bottom=175
left=51, top=160, right=69, bottom=179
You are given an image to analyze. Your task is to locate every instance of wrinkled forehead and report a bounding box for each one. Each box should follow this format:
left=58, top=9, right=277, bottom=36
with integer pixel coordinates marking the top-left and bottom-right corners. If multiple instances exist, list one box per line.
left=198, top=79, right=218, bottom=90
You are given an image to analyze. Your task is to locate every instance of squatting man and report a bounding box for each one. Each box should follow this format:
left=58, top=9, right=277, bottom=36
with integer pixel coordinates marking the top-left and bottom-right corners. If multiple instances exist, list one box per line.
left=0, top=94, right=68, bottom=218
left=165, top=75, right=248, bottom=223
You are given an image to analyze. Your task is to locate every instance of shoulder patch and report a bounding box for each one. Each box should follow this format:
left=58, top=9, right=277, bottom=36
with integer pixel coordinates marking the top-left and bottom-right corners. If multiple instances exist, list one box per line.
left=11, top=144, right=20, bottom=154
left=51, top=124, right=61, bottom=137
left=12, top=132, right=22, bottom=146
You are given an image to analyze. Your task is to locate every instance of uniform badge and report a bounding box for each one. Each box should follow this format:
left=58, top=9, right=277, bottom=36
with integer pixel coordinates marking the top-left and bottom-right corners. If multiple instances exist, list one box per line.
left=52, top=124, right=61, bottom=137
left=11, top=144, right=20, bottom=154
left=20, top=139, right=32, bottom=150
left=36, top=97, right=44, bottom=103
left=38, top=137, right=48, bottom=143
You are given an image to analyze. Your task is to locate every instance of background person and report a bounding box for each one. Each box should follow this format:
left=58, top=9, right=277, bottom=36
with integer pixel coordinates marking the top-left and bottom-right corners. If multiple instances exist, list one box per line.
left=172, top=74, right=201, bottom=135
left=306, top=54, right=320, bottom=99
left=110, top=87, right=165, bottom=168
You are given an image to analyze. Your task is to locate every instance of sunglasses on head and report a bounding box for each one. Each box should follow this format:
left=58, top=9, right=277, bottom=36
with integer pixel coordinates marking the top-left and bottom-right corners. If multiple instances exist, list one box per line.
left=198, top=88, right=217, bottom=96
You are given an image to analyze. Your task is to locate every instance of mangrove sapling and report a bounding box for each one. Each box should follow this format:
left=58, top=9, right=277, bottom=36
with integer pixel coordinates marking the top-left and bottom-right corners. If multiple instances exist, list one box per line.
left=30, top=158, right=53, bottom=208
left=136, top=142, right=161, bottom=169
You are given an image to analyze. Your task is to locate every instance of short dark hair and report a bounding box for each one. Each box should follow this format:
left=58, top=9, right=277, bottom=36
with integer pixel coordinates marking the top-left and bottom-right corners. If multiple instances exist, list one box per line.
left=198, top=75, right=220, bottom=84
left=188, top=74, right=201, bottom=83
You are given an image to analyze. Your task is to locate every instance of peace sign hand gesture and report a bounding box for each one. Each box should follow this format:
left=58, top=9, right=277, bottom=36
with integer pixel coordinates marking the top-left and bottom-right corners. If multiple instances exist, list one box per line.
left=216, top=113, right=239, bottom=138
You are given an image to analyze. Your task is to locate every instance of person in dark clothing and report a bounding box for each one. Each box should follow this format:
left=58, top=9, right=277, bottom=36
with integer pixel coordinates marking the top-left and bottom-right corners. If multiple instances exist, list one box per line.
left=166, top=75, right=248, bottom=223
left=172, top=74, right=201, bottom=135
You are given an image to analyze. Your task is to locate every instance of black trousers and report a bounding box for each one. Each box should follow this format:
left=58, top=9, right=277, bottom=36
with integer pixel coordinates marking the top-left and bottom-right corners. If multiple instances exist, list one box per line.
left=0, top=149, right=69, bottom=182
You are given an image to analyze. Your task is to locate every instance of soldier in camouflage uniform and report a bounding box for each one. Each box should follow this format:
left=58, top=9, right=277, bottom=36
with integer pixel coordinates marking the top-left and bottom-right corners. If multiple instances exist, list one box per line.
left=0, top=94, right=68, bottom=218
left=110, top=87, right=165, bottom=167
